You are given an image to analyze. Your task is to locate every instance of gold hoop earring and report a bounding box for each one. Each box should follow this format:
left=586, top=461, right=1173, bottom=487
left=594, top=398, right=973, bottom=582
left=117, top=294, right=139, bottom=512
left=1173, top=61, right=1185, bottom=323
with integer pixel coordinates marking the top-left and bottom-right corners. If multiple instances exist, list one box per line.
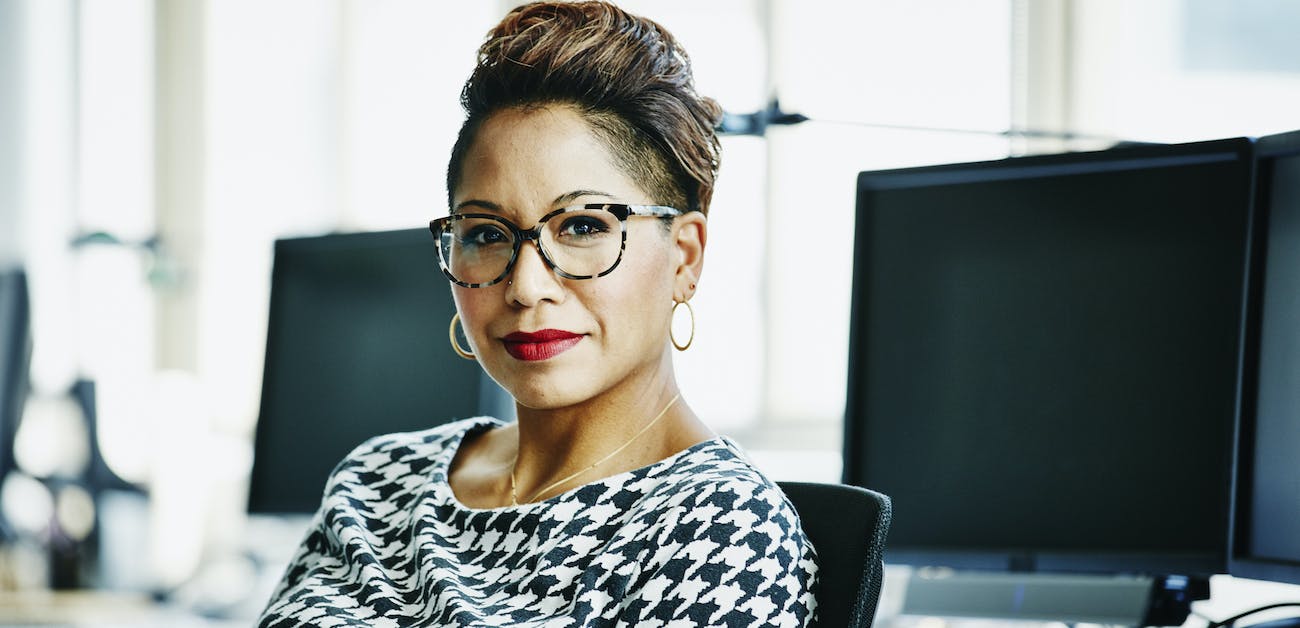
left=670, top=300, right=695, bottom=351
left=449, top=313, right=476, bottom=360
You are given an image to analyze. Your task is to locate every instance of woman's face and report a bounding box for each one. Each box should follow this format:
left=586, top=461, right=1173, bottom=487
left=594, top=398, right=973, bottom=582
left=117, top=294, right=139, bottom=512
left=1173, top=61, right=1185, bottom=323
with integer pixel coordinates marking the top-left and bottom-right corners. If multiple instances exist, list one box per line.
left=450, top=105, right=704, bottom=409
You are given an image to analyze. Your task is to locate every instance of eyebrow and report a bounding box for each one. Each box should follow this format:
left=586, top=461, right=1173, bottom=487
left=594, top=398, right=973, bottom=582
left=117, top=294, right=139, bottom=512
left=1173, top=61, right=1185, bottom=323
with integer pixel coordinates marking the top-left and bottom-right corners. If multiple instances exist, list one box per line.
left=453, top=190, right=618, bottom=215
left=553, top=190, right=617, bottom=206
left=454, top=199, right=503, bottom=213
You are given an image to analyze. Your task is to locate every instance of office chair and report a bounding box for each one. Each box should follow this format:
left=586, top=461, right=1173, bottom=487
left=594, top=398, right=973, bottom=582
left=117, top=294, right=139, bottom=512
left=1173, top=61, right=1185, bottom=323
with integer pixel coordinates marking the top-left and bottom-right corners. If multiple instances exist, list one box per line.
left=779, top=481, right=892, bottom=628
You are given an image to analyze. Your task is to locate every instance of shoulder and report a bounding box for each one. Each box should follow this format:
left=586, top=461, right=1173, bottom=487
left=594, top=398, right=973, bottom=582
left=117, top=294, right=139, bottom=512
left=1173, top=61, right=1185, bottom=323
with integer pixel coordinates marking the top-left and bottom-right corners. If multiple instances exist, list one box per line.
left=327, top=416, right=501, bottom=483
left=341, top=416, right=500, bottom=461
left=622, top=438, right=819, bottom=626
left=655, top=438, right=793, bottom=510
left=639, top=438, right=809, bottom=548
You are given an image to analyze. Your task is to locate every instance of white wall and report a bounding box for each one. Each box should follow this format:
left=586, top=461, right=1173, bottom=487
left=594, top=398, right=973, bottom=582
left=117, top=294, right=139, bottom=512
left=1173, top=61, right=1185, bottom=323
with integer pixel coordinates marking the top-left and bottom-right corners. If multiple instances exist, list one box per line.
left=0, top=0, right=21, bottom=267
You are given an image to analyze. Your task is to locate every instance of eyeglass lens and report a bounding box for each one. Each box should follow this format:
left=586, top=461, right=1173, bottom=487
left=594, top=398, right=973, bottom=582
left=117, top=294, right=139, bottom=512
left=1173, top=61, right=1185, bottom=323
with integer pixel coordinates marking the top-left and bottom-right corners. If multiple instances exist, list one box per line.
left=438, top=208, right=624, bottom=284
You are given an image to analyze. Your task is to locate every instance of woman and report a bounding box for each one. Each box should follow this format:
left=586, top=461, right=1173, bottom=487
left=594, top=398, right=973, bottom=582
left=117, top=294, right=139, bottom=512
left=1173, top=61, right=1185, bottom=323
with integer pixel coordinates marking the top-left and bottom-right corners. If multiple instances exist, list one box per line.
left=259, top=2, right=817, bottom=626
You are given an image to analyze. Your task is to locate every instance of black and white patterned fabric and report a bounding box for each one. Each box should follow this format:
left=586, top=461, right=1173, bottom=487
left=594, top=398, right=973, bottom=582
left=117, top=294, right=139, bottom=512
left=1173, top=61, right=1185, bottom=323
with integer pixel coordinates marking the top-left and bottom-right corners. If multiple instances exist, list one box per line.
left=258, top=417, right=819, bottom=627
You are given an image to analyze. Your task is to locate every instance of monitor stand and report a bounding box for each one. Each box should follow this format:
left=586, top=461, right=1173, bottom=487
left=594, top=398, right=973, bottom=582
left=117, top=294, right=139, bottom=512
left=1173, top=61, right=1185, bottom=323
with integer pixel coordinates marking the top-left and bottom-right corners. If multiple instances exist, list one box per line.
left=902, top=570, right=1210, bottom=627
left=1227, top=605, right=1300, bottom=628
left=1246, top=620, right=1300, bottom=628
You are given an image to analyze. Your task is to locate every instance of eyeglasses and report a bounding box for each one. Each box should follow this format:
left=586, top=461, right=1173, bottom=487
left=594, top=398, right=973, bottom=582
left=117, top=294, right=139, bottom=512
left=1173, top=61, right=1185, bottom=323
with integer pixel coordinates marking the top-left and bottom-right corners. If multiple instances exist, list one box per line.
left=428, top=203, right=686, bottom=288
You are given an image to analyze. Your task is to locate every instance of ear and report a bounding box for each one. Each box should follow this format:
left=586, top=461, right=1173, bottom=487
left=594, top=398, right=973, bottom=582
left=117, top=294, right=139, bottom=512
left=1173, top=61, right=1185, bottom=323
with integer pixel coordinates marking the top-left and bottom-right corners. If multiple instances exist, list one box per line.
left=672, top=212, right=707, bottom=302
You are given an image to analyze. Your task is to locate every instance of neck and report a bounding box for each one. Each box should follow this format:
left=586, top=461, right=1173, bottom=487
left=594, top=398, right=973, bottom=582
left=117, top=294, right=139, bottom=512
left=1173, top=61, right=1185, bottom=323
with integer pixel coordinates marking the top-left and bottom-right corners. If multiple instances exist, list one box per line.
left=512, top=392, right=679, bottom=505
left=508, top=350, right=707, bottom=503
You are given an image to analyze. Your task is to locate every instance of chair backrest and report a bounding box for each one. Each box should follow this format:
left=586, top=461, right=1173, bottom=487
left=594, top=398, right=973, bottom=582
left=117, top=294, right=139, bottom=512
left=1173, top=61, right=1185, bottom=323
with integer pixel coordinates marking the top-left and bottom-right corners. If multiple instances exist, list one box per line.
left=778, top=481, right=892, bottom=628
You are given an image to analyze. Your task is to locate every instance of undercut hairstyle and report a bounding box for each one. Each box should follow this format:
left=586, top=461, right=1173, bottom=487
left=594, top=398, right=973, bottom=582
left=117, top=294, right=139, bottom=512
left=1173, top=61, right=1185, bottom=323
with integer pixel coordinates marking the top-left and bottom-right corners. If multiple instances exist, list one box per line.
left=447, top=1, right=723, bottom=216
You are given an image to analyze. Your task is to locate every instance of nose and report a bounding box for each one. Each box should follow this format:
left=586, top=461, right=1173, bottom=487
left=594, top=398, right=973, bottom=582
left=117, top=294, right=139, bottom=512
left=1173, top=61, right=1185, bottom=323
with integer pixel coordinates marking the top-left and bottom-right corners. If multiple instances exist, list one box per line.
left=504, top=239, right=564, bottom=307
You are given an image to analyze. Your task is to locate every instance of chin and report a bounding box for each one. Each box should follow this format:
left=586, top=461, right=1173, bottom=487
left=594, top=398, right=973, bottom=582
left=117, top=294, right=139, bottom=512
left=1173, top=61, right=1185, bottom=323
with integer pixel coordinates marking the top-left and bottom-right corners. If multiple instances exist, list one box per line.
left=490, top=365, right=600, bottom=411
left=481, top=345, right=598, bottom=405
left=508, top=386, right=594, bottom=412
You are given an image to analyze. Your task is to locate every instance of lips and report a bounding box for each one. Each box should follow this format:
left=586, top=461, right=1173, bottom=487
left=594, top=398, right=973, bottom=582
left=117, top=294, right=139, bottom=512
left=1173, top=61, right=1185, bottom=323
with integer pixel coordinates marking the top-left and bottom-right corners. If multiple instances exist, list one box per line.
left=502, top=329, right=583, bottom=361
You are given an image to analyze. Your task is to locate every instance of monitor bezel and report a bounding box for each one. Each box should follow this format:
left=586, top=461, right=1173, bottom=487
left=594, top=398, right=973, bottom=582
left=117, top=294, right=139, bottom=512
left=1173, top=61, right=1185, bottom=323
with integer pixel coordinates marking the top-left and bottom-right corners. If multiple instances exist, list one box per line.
left=1228, top=129, right=1300, bottom=585
left=842, top=137, right=1256, bottom=576
left=247, top=228, right=506, bottom=515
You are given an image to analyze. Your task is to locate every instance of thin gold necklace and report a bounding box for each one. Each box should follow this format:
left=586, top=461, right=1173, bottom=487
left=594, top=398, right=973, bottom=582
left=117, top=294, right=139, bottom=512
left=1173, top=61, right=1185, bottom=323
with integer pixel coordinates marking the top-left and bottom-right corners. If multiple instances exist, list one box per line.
left=509, top=393, right=681, bottom=506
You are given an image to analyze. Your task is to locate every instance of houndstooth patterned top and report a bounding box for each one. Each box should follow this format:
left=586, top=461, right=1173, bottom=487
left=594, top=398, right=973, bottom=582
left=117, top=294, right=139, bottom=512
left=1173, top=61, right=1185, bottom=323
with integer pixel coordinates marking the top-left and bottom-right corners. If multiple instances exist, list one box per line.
left=258, top=417, right=819, bottom=627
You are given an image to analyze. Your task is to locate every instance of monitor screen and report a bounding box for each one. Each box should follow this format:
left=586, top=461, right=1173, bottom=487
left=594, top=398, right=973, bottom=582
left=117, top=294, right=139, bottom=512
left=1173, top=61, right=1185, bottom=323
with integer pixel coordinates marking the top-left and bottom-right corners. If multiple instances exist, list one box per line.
left=0, top=268, right=31, bottom=478
left=249, top=229, right=510, bottom=514
left=1230, top=130, right=1300, bottom=585
left=844, top=138, right=1254, bottom=576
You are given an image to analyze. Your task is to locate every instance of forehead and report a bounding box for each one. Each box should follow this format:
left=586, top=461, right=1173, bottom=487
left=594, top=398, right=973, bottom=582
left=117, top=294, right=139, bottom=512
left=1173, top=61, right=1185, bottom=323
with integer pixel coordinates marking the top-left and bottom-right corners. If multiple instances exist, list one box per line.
left=454, top=105, right=651, bottom=217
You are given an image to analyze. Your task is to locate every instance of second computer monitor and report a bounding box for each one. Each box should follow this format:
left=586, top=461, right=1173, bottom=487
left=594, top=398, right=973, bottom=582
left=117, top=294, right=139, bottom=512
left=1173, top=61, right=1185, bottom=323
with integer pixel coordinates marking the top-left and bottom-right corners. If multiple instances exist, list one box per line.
left=845, top=138, right=1254, bottom=576
left=248, top=229, right=511, bottom=515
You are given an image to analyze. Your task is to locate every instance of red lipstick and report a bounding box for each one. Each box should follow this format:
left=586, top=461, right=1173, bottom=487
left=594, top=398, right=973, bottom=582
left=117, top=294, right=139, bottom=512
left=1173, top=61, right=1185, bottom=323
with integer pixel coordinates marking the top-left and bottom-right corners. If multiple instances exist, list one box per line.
left=502, top=329, right=583, bottom=361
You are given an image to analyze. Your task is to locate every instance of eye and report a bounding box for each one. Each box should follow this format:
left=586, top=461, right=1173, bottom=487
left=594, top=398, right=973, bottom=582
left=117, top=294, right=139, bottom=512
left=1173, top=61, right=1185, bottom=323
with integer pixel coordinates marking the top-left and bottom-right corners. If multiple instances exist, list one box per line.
left=557, top=215, right=612, bottom=238
left=459, top=222, right=511, bottom=247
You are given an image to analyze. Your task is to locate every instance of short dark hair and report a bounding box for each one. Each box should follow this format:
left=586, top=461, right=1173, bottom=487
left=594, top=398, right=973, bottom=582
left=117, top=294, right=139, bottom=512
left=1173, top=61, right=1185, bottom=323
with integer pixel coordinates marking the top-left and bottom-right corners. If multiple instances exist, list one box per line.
left=447, top=1, right=722, bottom=215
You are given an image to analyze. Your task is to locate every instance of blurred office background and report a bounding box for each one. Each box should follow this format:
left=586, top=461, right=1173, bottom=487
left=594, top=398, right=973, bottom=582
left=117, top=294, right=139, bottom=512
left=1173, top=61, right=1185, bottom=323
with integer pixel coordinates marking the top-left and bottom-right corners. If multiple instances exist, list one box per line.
left=1, top=0, right=1299, bottom=623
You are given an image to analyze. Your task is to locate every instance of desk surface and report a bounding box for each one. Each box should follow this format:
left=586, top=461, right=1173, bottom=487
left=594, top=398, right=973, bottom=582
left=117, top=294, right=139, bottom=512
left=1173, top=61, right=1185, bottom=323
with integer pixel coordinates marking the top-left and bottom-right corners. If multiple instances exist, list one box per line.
left=0, top=591, right=246, bottom=627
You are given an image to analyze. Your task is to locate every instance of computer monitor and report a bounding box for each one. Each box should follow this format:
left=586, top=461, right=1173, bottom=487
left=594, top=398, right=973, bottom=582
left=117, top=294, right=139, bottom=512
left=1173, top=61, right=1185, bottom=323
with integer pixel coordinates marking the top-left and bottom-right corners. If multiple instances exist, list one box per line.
left=0, top=268, right=32, bottom=479
left=248, top=229, right=511, bottom=515
left=844, top=138, right=1254, bottom=576
left=1229, top=129, right=1300, bottom=586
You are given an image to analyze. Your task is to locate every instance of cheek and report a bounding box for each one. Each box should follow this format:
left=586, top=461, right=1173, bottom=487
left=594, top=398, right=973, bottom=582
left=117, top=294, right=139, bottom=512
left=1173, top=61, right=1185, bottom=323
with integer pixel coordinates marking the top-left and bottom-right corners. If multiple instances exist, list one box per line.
left=590, top=246, right=674, bottom=338
left=451, top=287, right=495, bottom=345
